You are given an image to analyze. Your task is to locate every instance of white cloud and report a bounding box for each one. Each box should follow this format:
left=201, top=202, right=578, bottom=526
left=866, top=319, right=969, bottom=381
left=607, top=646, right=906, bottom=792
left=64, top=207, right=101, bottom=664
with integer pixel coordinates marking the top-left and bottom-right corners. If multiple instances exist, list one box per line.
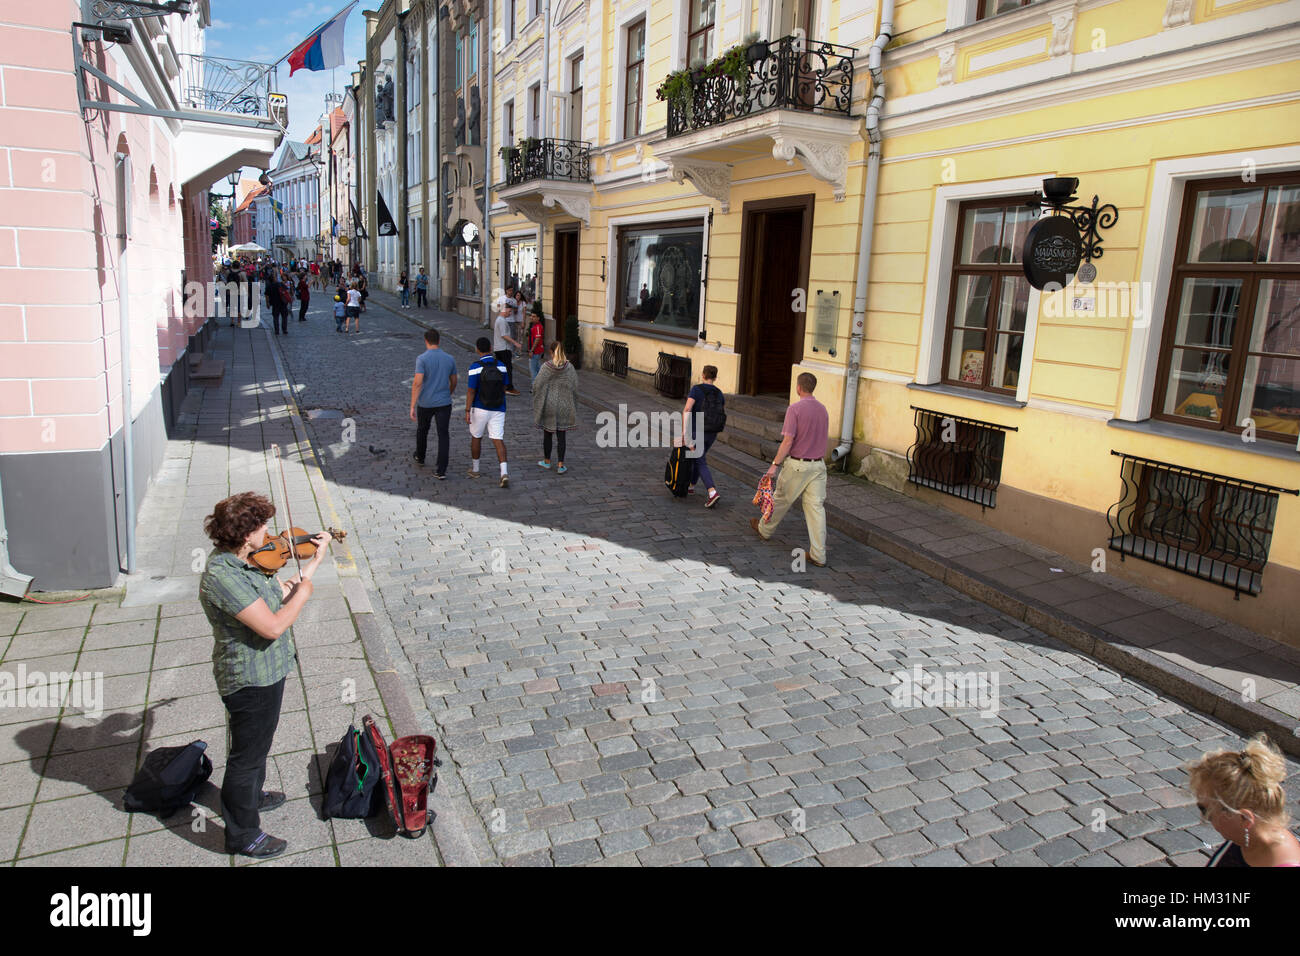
left=208, top=18, right=231, bottom=30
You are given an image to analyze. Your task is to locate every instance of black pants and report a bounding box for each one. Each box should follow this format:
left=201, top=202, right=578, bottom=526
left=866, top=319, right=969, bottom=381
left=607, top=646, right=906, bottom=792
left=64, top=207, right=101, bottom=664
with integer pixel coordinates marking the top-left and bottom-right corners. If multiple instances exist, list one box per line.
left=415, top=404, right=451, bottom=474
left=543, top=430, right=566, bottom=462
left=494, top=349, right=514, bottom=389
left=416, top=288, right=427, bottom=307
left=272, top=304, right=288, bottom=333
left=221, top=678, right=286, bottom=851
left=298, top=300, right=308, bottom=321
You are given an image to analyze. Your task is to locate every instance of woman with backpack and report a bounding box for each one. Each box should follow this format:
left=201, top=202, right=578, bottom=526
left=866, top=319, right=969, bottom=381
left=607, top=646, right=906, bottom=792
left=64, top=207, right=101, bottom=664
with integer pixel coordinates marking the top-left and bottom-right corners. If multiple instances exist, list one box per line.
left=682, top=365, right=725, bottom=507
left=532, top=340, right=578, bottom=474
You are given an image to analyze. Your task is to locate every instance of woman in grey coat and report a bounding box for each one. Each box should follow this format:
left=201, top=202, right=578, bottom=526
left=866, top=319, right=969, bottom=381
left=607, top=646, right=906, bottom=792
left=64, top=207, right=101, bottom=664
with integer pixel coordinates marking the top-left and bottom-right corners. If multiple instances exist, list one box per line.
left=532, top=340, right=579, bottom=474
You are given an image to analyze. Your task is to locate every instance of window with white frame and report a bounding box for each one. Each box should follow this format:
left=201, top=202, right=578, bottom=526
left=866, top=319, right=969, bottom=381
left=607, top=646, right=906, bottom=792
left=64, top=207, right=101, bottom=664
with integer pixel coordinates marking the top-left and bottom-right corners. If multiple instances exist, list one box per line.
left=505, top=0, right=515, bottom=43
left=528, top=83, right=540, bottom=137
left=503, top=100, right=515, bottom=177
left=623, top=18, right=645, bottom=140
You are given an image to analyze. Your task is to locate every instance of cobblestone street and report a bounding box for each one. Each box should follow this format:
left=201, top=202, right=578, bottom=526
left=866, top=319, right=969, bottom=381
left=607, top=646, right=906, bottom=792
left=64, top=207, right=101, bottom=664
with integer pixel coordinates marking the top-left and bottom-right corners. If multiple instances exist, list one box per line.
left=267, top=295, right=1300, bottom=867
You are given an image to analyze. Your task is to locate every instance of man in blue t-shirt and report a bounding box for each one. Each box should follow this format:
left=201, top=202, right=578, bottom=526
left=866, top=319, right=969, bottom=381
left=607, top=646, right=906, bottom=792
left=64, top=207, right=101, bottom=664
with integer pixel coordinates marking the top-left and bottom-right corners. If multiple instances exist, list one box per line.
left=410, top=328, right=458, bottom=478
left=465, top=336, right=511, bottom=487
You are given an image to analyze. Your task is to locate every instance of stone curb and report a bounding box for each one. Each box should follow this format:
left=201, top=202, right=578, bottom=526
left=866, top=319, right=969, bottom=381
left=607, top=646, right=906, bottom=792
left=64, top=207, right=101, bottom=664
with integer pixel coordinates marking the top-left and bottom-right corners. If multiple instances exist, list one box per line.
left=370, top=295, right=1300, bottom=757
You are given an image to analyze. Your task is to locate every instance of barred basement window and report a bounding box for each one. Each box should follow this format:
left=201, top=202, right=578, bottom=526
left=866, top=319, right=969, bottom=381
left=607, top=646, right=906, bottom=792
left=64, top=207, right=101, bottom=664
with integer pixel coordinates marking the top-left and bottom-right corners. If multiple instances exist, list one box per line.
left=1106, top=452, right=1298, bottom=598
left=906, top=407, right=1016, bottom=510
left=655, top=352, right=691, bottom=399
left=602, top=340, right=629, bottom=378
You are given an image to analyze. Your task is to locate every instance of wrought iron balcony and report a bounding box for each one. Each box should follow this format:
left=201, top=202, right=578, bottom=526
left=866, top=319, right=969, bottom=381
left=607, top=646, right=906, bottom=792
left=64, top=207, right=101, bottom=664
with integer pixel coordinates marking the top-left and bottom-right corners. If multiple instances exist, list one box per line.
left=665, top=36, right=856, bottom=138
left=501, top=138, right=592, bottom=186
left=1106, top=452, right=1298, bottom=597
left=181, top=53, right=277, bottom=116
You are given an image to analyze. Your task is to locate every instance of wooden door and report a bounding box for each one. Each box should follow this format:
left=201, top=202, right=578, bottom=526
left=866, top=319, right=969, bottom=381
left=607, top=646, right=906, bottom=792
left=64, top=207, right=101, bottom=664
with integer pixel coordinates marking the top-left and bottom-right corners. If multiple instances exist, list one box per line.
left=735, top=196, right=813, bottom=395
left=553, top=228, right=579, bottom=348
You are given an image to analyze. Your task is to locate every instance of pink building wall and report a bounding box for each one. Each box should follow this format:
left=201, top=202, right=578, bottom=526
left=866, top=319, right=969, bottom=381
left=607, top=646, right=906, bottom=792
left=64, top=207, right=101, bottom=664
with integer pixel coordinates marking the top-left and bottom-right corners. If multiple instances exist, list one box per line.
left=0, top=0, right=203, bottom=456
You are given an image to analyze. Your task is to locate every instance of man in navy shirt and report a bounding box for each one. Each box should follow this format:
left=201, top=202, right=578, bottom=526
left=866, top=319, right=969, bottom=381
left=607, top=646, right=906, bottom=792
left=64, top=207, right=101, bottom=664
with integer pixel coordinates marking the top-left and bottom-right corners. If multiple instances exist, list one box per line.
left=410, top=328, right=458, bottom=478
left=465, top=336, right=510, bottom=488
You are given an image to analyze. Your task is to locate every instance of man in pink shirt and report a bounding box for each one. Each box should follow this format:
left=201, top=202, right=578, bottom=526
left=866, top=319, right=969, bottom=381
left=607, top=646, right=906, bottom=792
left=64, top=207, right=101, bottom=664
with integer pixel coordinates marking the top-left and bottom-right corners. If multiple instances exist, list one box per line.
left=751, top=373, right=830, bottom=566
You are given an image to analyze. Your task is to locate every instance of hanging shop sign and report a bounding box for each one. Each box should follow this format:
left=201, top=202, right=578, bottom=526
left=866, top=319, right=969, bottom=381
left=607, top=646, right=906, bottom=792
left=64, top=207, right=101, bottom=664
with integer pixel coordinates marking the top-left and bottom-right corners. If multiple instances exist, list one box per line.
left=1022, top=177, right=1118, bottom=291
left=1022, top=215, right=1082, bottom=290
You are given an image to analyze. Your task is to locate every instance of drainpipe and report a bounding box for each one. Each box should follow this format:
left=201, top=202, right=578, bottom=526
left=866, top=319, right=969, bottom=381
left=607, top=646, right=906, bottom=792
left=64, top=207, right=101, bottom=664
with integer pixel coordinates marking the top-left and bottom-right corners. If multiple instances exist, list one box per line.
left=116, top=152, right=137, bottom=573
left=483, top=0, right=494, bottom=330
left=830, top=0, right=893, bottom=467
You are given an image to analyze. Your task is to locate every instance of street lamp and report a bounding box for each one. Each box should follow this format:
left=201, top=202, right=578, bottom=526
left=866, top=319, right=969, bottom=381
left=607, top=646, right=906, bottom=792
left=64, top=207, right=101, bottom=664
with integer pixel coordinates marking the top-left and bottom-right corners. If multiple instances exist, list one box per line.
left=211, top=169, right=242, bottom=201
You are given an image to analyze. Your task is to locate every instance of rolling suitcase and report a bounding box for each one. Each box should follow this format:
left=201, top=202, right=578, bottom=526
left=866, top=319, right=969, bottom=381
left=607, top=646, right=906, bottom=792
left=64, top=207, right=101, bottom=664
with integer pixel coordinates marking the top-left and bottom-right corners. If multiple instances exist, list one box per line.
left=664, top=445, right=691, bottom=498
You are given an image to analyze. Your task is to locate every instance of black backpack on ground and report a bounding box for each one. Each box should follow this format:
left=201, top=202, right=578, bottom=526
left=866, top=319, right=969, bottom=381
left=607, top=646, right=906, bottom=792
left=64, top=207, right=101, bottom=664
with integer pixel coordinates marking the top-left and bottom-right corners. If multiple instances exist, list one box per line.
left=323, top=723, right=382, bottom=819
left=664, top=446, right=691, bottom=498
left=475, top=358, right=506, bottom=410
left=123, top=740, right=212, bottom=817
left=698, top=385, right=727, bottom=434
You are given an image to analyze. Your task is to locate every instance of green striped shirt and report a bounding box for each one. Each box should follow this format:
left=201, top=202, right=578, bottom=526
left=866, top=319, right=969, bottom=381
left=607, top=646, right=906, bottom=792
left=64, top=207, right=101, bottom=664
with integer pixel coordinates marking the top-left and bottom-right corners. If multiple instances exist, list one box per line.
left=199, top=549, right=296, bottom=697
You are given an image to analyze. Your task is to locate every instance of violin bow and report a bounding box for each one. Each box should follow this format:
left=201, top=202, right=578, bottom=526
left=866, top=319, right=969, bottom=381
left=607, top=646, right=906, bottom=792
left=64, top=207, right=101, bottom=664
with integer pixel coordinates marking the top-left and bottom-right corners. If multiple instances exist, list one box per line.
left=270, top=444, right=304, bottom=576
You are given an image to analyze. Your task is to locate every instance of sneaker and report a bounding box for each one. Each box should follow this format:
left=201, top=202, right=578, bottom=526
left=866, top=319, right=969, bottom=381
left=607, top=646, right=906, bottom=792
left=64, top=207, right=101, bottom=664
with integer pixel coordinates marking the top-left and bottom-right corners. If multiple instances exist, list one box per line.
left=500, top=475, right=509, bottom=488
left=228, top=832, right=287, bottom=859
left=808, top=556, right=827, bottom=568
left=556, top=465, right=568, bottom=475
left=435, top=473, right=446, bottom=480
left=538, top=460, right=551, bottom=469
left=705, top=490, right=720, bottom=508
left=466, top=469, right=481, bottom=479
left=688, top=486, right=696, bottom=495
left=258, top=791, right=287, bottom=812
left=505, top=389, right=522, bottom=396
left=412, top=454, right=424, bottom=465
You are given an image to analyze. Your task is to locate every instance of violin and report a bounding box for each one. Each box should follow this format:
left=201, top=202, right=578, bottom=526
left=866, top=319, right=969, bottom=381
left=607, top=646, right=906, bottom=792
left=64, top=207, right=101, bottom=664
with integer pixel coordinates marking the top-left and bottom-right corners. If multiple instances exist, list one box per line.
left=248, top=527, right=346, bottom=574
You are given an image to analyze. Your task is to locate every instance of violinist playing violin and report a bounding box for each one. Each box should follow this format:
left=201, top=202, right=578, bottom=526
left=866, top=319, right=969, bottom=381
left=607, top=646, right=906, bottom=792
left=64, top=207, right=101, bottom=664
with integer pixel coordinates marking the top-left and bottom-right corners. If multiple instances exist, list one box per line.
left=198, top=491, right=332, bottom=859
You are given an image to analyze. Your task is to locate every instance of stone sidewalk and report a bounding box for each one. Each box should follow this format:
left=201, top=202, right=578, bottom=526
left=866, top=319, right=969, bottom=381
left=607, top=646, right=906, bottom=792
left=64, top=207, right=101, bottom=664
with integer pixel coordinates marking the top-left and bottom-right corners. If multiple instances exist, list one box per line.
left=0, top=321, right=451, bottom=867
left=365, top=288, right=1300, bottom=755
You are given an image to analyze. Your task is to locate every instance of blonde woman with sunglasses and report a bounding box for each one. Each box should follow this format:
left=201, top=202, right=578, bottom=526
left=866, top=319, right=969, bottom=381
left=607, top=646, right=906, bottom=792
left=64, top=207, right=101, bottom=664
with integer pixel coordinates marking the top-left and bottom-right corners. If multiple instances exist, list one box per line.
left=1186, top=733, right=1300, bottom=867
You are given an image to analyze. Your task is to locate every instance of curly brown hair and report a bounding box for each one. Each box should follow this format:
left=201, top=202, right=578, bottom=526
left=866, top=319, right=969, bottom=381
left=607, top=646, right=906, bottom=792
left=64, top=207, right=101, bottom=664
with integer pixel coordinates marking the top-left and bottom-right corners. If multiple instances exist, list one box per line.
left=203, top=492, right=276, bottom=552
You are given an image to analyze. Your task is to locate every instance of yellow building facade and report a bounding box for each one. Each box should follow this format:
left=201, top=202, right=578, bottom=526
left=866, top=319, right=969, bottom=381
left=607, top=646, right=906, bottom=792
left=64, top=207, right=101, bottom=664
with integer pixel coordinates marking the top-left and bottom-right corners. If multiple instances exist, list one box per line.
left=487, top=0, right=1300, bottom=646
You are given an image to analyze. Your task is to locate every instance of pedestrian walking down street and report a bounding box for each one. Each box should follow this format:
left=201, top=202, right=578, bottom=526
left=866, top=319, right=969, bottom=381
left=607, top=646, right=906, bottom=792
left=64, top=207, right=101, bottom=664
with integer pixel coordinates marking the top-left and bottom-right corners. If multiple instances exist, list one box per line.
left=1187, top=734, right=1300, bottom=867
left=199, top=492, right=331, bottom=859
left=345, top=283, right=362, bottom=333
left=527, top=310, right=545, bottom=380
left=296, top=274, right=310, bottom=322
left=415, top=266, right=428, bottom=308
left=333, top=295, right=346, bottom=332
left=750, top=372, right=830, bottom=567
left=310, top=259, right=322, bottom=291
left=494, top=300, right=523, bottom=396
left=398, top=270, right=410, bottom=308
left=683, top=365, right=726, bottom=508
left=532, top=340, right=578, bottom=474
left=410, top=328, right=458, bottom=479
left=466, top=336, right=510, bottom=488
left=267, top=271, right=289, bottom=335
left=358, top=271, right=368, bottom=311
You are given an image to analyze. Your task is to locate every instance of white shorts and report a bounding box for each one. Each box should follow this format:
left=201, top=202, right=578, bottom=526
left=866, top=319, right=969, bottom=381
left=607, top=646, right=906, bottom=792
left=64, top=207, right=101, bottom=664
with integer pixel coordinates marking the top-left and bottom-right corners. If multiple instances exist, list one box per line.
left=468, top=407, right=506, bottom=440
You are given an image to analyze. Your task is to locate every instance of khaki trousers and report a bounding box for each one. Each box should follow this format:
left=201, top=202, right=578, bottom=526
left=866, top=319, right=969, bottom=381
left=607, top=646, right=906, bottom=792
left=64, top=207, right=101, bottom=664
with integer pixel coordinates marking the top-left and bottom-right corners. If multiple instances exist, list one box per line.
left=757, top=458, right=827, bottom=564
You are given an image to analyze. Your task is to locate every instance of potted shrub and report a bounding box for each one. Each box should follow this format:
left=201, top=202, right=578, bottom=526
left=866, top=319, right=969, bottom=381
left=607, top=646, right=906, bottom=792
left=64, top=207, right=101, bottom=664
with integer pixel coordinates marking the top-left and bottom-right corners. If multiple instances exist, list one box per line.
left=564, top=314, right=581, bottom=369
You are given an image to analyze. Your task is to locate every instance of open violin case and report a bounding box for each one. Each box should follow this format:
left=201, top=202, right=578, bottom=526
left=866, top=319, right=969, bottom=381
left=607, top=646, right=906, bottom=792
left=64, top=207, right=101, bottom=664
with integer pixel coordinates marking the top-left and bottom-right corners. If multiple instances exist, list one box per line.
left=362, top=714, right=440, bottom=839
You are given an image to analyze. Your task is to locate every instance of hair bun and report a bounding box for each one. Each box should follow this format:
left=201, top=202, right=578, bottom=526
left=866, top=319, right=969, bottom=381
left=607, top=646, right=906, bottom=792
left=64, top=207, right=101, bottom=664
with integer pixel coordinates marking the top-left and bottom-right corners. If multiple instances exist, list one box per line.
left=1240, top=734, right=1286, bottom=787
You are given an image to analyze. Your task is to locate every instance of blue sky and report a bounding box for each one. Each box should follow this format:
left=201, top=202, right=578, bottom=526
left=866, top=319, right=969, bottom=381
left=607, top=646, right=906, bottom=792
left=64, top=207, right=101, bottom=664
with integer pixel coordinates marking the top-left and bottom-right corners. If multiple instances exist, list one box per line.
left=205, top=2, right=367, bottom=155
